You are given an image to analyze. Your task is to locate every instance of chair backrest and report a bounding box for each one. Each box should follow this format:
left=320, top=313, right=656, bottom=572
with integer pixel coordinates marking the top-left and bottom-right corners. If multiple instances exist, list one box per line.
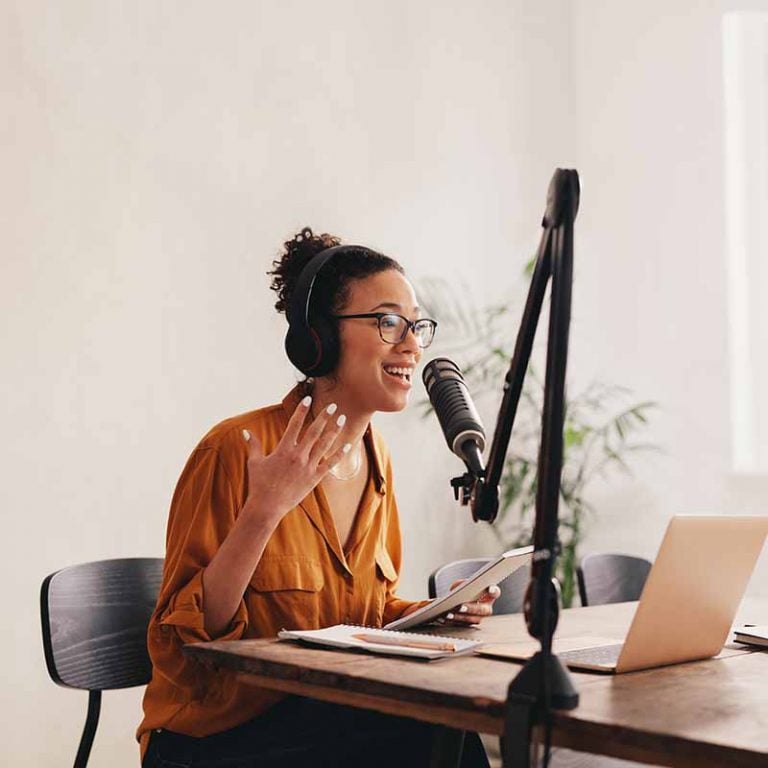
left=40, top=557, right=164, bottom=691
left=429, top=557, right=530, bottom=615
left=577, top=553, right=652, bottom=607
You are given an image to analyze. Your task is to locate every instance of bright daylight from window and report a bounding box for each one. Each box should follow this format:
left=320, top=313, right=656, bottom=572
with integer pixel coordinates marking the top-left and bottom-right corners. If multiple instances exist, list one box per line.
left=723, top=12, right=768, bottom=473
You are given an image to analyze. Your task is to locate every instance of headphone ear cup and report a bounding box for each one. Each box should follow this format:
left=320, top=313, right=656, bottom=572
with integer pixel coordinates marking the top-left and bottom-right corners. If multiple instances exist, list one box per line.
left=282, top=243, right=355, bottom=377
left=284, top=322, right=321, bottom=376
left=285, top=316, right=340, bottom=376
left=307, top=315, right=339, bottom=377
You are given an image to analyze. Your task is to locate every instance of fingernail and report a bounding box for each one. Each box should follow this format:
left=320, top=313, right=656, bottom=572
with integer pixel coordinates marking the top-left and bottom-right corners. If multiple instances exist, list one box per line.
left=490, top=585, right=501, bottom=596
left=458, top=605, right=468, bottom=614
left=342, top=443, right=352, bottom=453
left=301, top=395, right=312, bottom=407
left=336, top=414, right=347, bottom=428
left=446, top=613, right=455, bottom=621
left=242, top=429, right=251, bottom=442
left=326, top=403, right=337, bottom=415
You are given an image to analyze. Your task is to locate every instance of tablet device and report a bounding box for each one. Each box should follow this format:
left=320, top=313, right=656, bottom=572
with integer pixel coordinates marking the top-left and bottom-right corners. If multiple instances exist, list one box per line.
left=384, top=545, right=534, bottom=631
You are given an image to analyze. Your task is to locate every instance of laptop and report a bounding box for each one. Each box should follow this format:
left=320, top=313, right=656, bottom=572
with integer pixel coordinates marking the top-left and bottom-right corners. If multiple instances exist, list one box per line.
left=551, top=515, right=768, bottom=673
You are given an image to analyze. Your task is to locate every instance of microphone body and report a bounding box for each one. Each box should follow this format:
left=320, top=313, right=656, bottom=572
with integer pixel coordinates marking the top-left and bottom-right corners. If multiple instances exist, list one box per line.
left=422, top=358, right=486, bottom=474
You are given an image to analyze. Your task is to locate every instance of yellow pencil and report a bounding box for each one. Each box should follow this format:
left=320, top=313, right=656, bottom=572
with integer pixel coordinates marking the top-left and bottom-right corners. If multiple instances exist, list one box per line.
left=351, top=633, right=456, bottom=652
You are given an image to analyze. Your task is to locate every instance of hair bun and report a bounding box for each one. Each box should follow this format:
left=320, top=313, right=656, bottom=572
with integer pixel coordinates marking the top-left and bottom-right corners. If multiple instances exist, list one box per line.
left=269, top=227, right=341, bottom=315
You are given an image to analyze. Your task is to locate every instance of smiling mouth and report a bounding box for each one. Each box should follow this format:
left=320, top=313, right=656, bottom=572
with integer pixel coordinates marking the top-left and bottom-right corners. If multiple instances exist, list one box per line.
left=382, top=365, right=413, bottom=383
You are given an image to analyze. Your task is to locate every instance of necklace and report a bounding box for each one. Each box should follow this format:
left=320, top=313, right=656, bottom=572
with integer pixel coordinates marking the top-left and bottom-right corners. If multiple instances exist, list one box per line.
left=328, top=444, right=362, bottom=481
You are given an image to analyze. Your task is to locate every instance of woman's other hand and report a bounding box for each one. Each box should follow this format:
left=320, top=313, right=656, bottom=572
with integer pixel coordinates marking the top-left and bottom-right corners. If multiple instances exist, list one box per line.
left=241, top=396, right=348, bottom=521
left=441, top=582, right=501, bottom=626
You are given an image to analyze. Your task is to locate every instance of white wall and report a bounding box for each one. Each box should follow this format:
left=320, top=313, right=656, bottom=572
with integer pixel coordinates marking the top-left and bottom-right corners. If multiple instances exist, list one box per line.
left=1, top=2, right=573, bottom=765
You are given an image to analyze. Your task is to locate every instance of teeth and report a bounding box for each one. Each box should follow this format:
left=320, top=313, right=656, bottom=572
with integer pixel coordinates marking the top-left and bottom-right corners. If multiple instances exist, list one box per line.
left=383, top=365, right=413, bottom=379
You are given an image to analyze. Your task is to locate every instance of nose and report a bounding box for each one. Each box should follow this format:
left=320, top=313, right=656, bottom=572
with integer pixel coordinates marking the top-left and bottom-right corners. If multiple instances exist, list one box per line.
left=395, top=323, right=421, bottom=360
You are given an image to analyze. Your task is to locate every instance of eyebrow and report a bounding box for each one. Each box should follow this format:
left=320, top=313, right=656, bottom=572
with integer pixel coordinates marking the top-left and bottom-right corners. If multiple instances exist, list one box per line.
left=369, top=302, right=421, bottom=313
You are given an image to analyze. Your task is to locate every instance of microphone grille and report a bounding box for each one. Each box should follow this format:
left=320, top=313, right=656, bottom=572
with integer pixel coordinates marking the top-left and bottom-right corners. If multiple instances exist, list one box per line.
left=422, top=357, right=463, bottom=391
left=423, top=358, right=485, bottom=447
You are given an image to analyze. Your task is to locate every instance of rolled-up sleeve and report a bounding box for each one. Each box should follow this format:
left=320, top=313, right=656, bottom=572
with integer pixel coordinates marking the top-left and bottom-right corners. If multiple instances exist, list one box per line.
left=159, top=569, right=247, bottom=644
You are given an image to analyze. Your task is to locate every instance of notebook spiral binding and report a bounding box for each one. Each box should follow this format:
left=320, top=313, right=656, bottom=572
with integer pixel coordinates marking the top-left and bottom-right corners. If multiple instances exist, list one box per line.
left=337, top=624, right=481, bottom=644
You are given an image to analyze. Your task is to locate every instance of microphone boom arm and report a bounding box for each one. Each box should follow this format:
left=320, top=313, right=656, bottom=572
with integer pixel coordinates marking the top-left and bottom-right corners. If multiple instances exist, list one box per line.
left=458, top=170, right=582, bottom=766
left=467, top=228, right=553, bottom=522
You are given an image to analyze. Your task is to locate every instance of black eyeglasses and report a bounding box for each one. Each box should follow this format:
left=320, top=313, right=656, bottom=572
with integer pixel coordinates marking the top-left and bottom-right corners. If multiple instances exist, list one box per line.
left=333, top=312, right=438, bottom=348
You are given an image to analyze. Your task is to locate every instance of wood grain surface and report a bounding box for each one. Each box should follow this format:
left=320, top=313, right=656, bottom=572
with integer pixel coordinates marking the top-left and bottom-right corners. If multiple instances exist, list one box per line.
left=41, top=557, right=164, bottom=690
left=184, top=599, right=768, bottom=767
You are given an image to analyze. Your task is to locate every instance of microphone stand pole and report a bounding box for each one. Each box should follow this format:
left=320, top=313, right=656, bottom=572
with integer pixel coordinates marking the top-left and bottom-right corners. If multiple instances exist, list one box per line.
left=464, top=169, right=581, bottom=766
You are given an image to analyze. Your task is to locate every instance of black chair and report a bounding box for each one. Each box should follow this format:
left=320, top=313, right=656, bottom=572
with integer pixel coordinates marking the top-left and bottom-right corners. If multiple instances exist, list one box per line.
left=428, top=556, right=530, bottom=614
left=577, top=553, right=652, bottom=607
left=40, top=557, right=164, bottom=768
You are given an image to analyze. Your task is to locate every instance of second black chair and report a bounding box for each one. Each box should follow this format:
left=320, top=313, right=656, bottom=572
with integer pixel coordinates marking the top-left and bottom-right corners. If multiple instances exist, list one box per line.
left=577, top=553, right=652, bottom=607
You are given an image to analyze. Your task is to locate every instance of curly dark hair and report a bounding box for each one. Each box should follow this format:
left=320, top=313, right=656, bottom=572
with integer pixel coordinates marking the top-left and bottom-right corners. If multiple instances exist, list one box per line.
left=268, top=227, right=404, bottom=322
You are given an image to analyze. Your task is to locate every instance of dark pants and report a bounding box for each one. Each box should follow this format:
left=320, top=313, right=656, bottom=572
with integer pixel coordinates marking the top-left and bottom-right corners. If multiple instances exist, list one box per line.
left=143, top=696, right=490, bottom=768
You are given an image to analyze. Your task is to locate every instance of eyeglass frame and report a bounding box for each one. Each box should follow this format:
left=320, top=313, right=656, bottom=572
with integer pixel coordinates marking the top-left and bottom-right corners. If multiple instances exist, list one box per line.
left=332, top=312, right=438, bottom=348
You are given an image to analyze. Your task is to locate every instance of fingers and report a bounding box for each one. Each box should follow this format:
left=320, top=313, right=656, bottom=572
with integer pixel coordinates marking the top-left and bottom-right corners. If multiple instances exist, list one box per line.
left=447, top=582, right=499, bottom=602
left=460, top=600, right=495, bottom=617
left=444, top=614, right=483, bottom=626
left=298, top=402, right=340, bottom=456
left=441, top=585, right=500, bottom=626
left=309, top=412, right=347, bottom=465
left=479, top=584, right=501, bottom=603
left=282, top=395, right=313, bottom=445
left=442, top=600, right=493, bottom=625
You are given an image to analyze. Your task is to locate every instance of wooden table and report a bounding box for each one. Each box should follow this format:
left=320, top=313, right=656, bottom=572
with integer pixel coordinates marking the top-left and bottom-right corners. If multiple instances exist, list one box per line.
left=184, top=600, right=768, bottom=767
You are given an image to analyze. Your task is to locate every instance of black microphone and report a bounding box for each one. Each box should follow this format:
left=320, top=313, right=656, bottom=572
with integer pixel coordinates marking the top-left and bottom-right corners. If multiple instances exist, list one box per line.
left=422, top=357, right=486, bottom=475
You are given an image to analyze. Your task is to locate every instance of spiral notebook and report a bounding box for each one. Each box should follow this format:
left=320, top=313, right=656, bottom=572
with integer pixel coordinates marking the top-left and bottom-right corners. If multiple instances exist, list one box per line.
left=277, top=625, right=482, bottom=660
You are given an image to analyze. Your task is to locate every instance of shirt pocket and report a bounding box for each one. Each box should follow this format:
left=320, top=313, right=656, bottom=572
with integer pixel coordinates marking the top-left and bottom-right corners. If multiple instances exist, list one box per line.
left=248, top=555, right=325, bottom=633
left=375, top=546, right=398, bottom=583
left=373, top=546, right=398, bottom=624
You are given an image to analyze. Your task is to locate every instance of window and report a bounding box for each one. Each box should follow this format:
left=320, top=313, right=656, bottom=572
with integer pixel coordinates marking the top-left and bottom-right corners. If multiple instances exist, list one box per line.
left=723, top=12, right=768, bottom=472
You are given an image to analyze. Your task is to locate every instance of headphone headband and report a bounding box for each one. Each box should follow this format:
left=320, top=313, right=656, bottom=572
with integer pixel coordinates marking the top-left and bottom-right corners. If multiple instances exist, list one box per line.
left=284, top=244, right=375, bottom=376
left=287, top=245, right=348, bottom=329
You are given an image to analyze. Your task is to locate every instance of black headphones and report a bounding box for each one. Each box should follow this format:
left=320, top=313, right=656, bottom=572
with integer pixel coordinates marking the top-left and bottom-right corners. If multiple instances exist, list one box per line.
left=284, top=244, right=378, bottom=376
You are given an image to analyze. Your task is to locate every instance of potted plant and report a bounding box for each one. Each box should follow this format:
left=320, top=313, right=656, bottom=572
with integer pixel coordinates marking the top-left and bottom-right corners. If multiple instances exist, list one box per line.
left=418, top=278, right=656, bottom=607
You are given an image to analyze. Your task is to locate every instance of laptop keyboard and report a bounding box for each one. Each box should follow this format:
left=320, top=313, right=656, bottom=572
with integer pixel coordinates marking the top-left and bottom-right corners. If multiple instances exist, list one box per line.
left=558, top=643, right=624, bottom=666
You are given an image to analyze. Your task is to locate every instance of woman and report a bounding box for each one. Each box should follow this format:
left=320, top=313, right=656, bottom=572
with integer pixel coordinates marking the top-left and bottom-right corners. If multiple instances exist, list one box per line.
left=138, top=228, right=497, bottom=767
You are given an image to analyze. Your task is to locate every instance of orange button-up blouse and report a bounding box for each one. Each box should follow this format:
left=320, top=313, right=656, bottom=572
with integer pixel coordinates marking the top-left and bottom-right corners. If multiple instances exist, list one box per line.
left=137, top=387, right=424, bottom=759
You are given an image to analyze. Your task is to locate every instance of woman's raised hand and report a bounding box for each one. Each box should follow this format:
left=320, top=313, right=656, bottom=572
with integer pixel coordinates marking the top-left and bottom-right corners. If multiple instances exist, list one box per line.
left=240, top=396, right=349, bottom=522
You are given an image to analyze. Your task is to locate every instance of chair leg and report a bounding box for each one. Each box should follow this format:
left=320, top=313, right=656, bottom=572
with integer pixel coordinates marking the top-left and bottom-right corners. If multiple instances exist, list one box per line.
left=74, top=690, right=101, bottom=768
